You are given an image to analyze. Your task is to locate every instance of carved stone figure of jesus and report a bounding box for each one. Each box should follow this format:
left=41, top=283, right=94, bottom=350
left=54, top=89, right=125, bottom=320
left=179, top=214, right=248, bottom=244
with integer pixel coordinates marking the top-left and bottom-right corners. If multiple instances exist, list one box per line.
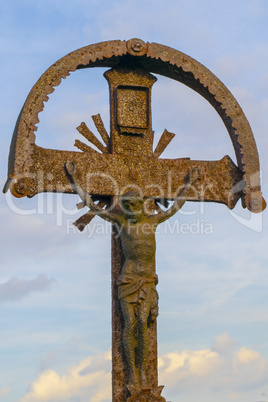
left=65, top=161, right=200, bottom=395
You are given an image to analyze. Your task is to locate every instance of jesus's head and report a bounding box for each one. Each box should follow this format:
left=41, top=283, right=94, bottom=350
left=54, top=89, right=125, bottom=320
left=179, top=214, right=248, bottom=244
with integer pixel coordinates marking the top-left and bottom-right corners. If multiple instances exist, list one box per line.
left=120, top=191, right=144, bottom=218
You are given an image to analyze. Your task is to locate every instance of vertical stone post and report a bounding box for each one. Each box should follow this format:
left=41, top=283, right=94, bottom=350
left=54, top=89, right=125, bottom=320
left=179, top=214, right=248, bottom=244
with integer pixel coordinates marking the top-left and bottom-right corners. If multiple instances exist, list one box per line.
left=111, top=225, right=158, bottom=401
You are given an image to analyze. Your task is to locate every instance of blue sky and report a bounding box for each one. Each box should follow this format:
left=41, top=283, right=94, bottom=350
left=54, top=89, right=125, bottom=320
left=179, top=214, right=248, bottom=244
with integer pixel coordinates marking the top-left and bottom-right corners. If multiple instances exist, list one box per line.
left=0, top=1, right=268, bottom=401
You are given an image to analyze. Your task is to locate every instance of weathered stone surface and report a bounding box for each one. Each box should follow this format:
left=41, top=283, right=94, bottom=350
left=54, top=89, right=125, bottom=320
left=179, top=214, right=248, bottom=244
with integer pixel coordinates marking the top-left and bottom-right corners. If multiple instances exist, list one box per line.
left=111, top=227, right=159, bottom=401
left=4, top=38, right=265, bottom=211
left=4, top=38, right=266, bottom=402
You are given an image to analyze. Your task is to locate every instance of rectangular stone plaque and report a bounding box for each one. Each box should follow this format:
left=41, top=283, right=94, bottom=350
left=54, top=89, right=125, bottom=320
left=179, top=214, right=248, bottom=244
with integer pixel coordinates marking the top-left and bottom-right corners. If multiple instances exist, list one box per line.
left=116, top=86, right=149, bottom=134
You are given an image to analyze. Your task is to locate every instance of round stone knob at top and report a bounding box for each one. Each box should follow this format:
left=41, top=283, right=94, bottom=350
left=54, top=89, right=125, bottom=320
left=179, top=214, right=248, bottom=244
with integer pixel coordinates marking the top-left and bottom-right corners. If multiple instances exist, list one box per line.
left=127, top=38, right=148, bottom=56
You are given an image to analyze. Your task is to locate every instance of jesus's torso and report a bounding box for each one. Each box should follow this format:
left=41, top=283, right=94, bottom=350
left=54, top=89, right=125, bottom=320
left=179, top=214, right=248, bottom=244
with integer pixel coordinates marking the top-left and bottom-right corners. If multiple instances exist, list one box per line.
left=118, top=217, right=157, bottom=278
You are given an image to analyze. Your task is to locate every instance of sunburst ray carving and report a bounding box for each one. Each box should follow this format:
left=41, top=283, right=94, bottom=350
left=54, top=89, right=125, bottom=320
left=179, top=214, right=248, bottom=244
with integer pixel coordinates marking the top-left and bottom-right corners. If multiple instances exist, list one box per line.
left=75, top=114, right=110, bottom=154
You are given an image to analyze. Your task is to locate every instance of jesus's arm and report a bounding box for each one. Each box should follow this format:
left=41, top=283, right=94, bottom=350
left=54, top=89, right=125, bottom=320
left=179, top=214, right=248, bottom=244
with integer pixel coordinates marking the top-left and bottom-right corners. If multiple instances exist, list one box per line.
left=154, top=167, right=200, bottom=224
left=65, top=161, right=123, bottom=224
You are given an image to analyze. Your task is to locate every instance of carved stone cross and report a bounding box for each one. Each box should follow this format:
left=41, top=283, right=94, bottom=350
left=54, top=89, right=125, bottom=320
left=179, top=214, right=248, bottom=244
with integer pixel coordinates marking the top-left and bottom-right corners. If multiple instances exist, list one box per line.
left=4, top=39, right=265, bottom=401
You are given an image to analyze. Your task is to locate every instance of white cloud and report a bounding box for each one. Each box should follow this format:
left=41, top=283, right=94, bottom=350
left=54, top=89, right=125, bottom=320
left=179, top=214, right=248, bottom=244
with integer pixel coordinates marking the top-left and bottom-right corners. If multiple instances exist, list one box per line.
left=0, top=387, right=10, bottom=398
left=21, top=351, right=111, bottom=402
left=212, top=332, right=237, bottom=355
left=159, top=349, right=220, bottom=378
left=158, top=334, right=268, bottom=402
left=0, top=275, right=56, bottom=304
left=232, top=347, right=267, bottom=384
left=20, top=335, right=268, bottom=402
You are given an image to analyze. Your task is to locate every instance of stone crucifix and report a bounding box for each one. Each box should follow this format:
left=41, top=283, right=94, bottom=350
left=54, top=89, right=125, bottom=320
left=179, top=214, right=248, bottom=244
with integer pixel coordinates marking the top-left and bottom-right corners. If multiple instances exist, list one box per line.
left=4, top=39, right=265, bottom=401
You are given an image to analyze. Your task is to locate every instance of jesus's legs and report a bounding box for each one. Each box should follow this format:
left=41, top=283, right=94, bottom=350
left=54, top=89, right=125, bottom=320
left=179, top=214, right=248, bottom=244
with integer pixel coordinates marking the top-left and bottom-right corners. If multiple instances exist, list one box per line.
left=120, top=300, right=139, bottom=388
left=137, top=296, right=151, bottom=389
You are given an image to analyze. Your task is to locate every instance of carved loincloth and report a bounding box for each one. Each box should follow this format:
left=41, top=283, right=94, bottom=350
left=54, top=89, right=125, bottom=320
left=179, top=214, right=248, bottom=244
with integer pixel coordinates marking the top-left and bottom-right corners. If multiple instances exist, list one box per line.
left=117, top=274, right=159, bottom=317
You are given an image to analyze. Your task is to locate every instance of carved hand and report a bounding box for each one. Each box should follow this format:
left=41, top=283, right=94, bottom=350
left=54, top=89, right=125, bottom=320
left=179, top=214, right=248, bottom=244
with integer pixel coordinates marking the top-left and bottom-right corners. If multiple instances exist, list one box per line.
left=186, top=167, right=200, bottom=185
left=65, top=161, right=76, bottom=177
